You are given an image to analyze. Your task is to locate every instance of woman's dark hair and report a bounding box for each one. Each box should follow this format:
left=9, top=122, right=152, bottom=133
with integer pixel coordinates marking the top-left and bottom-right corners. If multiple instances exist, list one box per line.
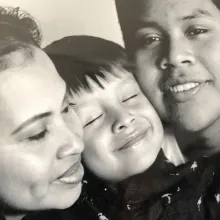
left=0, top=6, right=42, bottom=47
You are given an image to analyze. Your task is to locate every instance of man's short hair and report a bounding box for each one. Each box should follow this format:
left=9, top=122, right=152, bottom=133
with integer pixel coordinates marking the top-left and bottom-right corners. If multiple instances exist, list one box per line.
left=0, top=6, right=42, bottom=47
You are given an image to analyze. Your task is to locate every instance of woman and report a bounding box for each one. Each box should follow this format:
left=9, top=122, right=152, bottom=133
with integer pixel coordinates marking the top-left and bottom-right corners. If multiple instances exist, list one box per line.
left=0, top=7, right=84, bottom=220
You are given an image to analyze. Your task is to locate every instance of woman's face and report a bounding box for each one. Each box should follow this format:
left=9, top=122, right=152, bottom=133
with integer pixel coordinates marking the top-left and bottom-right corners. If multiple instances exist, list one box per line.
left=74, top=70, right=163, bottom=182
left=0, top=49, right=84, bottom=210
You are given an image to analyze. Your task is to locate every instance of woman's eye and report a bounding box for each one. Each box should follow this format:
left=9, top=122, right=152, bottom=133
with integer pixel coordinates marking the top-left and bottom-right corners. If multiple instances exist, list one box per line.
left=123, top=94, right=139, bottom=103
left=186, top=28, right=208, bottom=37
left=84, top=114, right=103, bottom=128
left=28, top=130, right=48, bottom=141
left=62, top=103, right=76, bottom=114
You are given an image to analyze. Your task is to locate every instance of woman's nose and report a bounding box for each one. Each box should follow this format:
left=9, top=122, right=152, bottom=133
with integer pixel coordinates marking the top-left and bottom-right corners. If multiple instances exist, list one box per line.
left=56, top=120, right=84, bottom=160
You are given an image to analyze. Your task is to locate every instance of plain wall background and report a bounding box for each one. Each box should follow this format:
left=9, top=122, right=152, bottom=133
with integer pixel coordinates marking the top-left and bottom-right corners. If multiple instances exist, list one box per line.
left=0, top=0, right=124, bottom=47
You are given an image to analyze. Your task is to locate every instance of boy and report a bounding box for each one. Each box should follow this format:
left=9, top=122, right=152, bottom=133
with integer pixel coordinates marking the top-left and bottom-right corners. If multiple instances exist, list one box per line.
left=46, top=38, right=185, bottom=219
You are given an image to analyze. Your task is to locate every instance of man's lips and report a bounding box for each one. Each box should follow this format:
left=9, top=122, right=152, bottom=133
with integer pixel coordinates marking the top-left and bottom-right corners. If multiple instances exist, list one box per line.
left=164, top=78, right=209, bottom=92
left=116, top=129, right=149, bottom=151
left=164, top=81, right=210, bottom=103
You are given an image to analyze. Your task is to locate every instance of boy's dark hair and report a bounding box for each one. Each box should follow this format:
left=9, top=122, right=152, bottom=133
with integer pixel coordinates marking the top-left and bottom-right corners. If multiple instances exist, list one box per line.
left=45, top=36, right=129, bottom=94
left=49, top=53, right=129, bottom=95
left=0, top=6, right=42, bottom=47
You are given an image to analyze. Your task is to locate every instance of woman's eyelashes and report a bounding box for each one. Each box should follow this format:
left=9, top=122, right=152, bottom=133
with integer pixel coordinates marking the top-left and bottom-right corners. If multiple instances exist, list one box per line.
left=28, top=129, right=48, bottom=141
left=84, top=114, right=103, bottom=128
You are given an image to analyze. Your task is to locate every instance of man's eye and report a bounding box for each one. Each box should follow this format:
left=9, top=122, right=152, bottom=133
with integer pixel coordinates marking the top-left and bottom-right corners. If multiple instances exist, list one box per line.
left=28, top=130, right=48, bottom=141
left=84, top=114, right=103, bottom=128
left=186, top=28, right=208, bottom=37
left=140, top=35, right=162, bottom=47
left=123, top=94, right=138, bottom=103
left=62, top=103, right=76, bottom=114
left=145, top=36, right=161, bottom=45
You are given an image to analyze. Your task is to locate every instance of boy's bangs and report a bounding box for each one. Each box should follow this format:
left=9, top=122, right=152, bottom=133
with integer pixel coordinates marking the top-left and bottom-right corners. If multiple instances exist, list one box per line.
left=72, top=63, right=132, bottom=96
left=50, top=54, right=129, bottom=95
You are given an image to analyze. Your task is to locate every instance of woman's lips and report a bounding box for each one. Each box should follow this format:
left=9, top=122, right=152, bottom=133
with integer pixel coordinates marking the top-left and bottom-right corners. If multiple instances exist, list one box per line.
left=118, top=129, right=148, bottom=151
left=54, top=162, right=84, bottom=185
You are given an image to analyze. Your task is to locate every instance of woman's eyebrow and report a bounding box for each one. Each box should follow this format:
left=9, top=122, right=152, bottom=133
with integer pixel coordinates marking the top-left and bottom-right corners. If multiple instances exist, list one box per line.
left=11, top=112, right=52, bottom=135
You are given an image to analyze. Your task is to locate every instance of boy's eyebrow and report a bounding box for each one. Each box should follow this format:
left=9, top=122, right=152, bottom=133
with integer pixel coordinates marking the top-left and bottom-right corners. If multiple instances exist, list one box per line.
left=181, top=9, right=211, bottom=21
left=11, top=112, right=52, bottom=135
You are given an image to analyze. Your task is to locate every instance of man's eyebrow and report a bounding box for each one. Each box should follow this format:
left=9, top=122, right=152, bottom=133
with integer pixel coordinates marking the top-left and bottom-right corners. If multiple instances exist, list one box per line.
left=136, top=20, right=163, bottom=30
left=181, top=9, right=211, bottom=21
left=11, top=112, right=52, bottom=135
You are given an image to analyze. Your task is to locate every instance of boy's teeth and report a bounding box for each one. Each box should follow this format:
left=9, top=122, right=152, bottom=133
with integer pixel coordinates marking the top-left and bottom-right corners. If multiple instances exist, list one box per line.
left=170, top=82, right=199, bottom=93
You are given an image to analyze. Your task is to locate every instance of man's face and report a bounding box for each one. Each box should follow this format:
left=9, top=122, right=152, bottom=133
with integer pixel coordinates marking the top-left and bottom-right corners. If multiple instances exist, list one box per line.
left=0, top=49, right=84, bottom=210
left=132, top=0, right=220, bottom=132
left=73, top=71, right=163, bottom=182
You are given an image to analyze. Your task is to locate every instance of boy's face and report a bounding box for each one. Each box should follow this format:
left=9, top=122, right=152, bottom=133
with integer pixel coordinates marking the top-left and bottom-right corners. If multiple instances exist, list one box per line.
left=132, top=0, right=220, bottom=132
left=0, top=49, right=84, bottom=210
left=73, top=71, right=163, bottom=181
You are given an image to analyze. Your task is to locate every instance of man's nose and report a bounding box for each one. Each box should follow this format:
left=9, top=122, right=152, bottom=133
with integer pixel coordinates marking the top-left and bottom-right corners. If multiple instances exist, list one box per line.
left=160, top=37, right=195, bottom=70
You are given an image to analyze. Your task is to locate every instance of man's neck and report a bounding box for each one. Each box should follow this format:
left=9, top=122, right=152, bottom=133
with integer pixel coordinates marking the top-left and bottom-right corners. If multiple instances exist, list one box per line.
left=175, top=118, right=220, bottom=160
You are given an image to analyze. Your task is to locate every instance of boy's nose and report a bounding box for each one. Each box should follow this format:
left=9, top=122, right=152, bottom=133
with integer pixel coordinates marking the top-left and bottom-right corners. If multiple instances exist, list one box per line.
left=112, top=109, right=135, bottom=134
left=56, top=121, right=84, bottom=160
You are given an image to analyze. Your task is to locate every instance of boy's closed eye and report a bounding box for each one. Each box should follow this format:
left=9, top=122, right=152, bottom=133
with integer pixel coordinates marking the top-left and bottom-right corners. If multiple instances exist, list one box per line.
left=122, top=93, right=139, bottom=103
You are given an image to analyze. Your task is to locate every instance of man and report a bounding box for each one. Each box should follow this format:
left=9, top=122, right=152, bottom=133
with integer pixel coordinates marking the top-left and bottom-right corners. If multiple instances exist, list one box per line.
left=116, top=0, right=220, bottom=158
left=115, top=0, right=220, bottom=219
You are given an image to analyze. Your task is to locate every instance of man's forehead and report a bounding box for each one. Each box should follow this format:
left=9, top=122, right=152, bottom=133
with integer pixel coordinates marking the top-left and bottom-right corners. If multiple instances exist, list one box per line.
left=135, top=0, right=219, bottom=28
left=139, top=0, right=214, bottom=16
